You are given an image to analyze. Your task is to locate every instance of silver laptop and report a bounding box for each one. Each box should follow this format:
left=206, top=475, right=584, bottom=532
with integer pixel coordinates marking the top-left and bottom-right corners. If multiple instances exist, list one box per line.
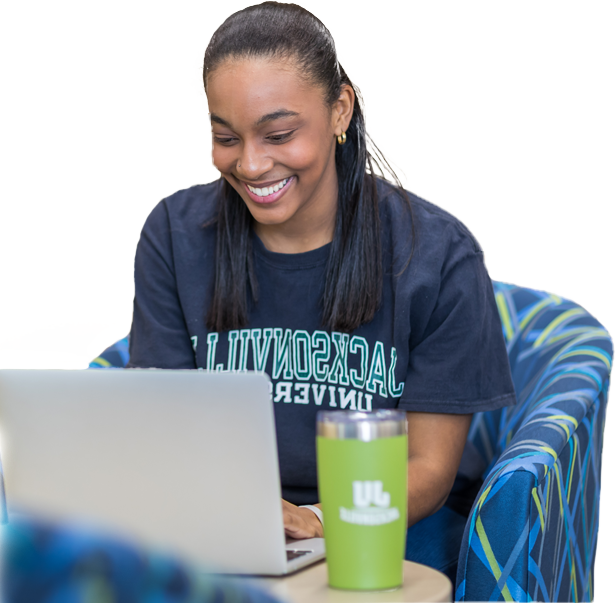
left=0, top=369, right=325, bottom=575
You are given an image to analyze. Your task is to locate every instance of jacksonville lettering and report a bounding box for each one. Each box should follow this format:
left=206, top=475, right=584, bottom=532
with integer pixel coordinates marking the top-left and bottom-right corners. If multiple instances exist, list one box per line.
left=194, top=328, right=405, bottom=404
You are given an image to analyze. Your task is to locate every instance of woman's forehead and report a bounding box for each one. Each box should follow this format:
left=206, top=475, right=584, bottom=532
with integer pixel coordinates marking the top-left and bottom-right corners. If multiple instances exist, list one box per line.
left=206, top=55, right=302, bottom=85
left=206, top=57, right=327, bottom=129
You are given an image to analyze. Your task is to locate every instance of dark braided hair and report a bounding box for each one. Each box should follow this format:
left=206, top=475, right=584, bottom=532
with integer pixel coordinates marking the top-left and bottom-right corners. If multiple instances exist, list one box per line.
left=203, top=2, right=412, bottom=333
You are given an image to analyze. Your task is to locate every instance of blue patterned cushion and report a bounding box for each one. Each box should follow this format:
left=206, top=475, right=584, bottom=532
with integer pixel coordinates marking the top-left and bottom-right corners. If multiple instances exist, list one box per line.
left=456, top=282, right=612, bottom=601
left=2, top=519, right=282, bottom=603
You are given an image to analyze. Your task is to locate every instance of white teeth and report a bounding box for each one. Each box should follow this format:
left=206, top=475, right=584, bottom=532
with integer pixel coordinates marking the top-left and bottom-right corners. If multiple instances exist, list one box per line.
left=247, top=178, right=289, bottom=197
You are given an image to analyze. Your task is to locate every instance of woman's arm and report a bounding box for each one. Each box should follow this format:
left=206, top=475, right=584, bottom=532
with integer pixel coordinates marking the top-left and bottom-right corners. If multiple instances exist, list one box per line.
left=405, top=411, right=472, bottom=525
left=127, top=200, right=196, bottom=369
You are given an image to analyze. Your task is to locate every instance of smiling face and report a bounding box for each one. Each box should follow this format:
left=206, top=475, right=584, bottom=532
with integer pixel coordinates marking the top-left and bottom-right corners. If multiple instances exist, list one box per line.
left=206, top=57, right=353, bottom=252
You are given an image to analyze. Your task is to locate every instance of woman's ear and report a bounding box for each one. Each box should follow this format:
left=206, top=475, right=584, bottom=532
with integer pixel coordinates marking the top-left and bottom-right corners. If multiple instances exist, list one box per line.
left=332, top=84, right=355, bottom=137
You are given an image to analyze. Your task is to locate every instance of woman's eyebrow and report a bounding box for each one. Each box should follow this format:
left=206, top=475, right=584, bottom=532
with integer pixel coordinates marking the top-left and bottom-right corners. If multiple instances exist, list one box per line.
left=254, top=109, right=299, bottom=126
left=209, top=109, right=300, bottom=129
left=210, top=113, right=231, bottom=127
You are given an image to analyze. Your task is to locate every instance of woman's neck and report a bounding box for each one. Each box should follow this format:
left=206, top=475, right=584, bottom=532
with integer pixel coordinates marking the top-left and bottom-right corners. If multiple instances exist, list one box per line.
left=253, top=208, right=336, bottom=254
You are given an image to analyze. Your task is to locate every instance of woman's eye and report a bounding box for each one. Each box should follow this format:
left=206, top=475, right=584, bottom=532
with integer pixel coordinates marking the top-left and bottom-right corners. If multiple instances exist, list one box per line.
left=213, top=136, right=236, bottom=145
left=267, top=131, right=295, bottom=143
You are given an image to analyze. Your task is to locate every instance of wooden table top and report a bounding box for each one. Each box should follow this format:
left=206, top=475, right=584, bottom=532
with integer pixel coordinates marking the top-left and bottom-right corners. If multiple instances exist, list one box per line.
left=244, top=559, right=452, bottom=603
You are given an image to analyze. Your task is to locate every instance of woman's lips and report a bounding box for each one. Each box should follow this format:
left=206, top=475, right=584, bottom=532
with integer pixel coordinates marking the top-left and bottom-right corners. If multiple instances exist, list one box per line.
left=242, top=176, right=294, bottom=204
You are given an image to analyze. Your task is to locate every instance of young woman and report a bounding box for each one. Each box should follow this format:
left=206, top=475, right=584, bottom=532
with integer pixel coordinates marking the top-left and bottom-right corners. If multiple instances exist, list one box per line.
left=127, top=2, right=516, bottom=580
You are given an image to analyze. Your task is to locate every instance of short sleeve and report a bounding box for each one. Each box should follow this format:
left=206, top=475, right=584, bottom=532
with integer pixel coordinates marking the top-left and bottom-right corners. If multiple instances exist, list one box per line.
left=398, top=249, right=516, bottom=414
left=127, top=201, right=196, bottom=369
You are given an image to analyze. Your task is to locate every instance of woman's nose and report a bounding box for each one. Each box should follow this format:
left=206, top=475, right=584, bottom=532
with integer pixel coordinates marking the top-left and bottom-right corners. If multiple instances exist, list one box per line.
left=236, top=141, right=274, bottom=181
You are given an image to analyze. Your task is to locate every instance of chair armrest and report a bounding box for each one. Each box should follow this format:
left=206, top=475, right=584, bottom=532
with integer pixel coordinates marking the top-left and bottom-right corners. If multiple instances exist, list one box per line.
left=456, top=312, right=612, bottom=602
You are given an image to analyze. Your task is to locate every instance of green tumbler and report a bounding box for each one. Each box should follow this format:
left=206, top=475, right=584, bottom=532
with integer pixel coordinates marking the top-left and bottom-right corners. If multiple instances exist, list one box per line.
left=317, top=410, right=408, bottom=590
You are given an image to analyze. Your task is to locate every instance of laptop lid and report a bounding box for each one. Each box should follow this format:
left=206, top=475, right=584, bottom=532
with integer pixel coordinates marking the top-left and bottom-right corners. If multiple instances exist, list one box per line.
left=0, top=369, right=291, bottom=575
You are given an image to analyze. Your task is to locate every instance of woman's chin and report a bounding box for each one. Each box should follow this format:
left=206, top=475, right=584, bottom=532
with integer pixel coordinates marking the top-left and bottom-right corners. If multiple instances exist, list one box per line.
left=242, top=195, right=299, bottom=227
left=249, top=208, right=294, bottom=228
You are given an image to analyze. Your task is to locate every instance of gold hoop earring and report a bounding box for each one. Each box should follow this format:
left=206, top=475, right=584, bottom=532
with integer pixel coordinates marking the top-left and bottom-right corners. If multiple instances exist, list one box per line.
left=337, top=132, right=347, bottom=145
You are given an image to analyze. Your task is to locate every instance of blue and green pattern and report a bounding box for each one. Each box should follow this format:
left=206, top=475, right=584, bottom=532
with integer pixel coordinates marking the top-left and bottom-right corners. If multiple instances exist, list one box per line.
left=2, top=519, right=283, bottom=603
left=456, top=282, right=612, bottom=601
left=88, top=336, right=130, bottom=369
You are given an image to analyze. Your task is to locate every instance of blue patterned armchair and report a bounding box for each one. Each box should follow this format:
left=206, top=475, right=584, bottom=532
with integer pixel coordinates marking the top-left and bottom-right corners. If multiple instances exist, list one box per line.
left=455, top=283, right=612, bottom=601
left=3, top=282, right=610, bottom=602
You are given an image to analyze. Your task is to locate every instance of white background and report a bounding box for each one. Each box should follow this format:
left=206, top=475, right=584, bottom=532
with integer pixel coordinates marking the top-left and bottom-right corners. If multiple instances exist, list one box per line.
left=1, top=0, right=614, bottom=598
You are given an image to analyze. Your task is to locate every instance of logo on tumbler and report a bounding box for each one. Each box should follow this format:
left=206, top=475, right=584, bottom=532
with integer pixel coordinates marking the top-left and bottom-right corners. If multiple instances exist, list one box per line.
left=339, top=481, right=400, bottom=526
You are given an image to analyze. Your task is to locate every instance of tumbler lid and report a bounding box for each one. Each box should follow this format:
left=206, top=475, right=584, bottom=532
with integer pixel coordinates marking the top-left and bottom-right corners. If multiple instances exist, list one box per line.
left=316, top=410, right=407, bottom=441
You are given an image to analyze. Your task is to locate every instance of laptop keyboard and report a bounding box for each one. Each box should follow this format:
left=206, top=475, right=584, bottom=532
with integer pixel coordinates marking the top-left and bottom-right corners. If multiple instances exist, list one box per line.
left=286, top=549, right=313, bottom=561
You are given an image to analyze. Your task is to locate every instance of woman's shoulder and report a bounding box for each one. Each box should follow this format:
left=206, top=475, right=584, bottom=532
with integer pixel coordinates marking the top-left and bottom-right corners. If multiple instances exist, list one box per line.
left=140, top=180, right=221, bottom=241
left=377, top=178, right=483, bottom=261
left=159, top=180, right=221, bottom=224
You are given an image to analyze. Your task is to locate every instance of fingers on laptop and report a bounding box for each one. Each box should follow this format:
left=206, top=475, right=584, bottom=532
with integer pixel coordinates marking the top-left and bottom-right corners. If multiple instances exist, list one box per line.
left=281, top=499, right=324, bottom=539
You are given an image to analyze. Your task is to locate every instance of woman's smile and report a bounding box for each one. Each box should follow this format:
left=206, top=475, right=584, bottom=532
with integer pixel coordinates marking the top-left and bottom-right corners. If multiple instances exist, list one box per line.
left=241, top=176, right=294, bottom=204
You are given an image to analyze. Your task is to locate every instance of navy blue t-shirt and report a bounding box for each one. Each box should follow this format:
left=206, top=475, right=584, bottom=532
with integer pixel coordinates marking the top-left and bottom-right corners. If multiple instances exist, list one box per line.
left=128, top=179, right=516, bottom=504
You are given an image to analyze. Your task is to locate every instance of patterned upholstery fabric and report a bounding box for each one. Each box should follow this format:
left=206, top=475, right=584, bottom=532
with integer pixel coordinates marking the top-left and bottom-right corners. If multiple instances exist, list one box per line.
left=88, top=336, right=130, bottom=369
left=1, top=282, right=611, bottom=602
left=456, top=282, right=612, bottom=601
left=2, top=519, right=282, bottom=603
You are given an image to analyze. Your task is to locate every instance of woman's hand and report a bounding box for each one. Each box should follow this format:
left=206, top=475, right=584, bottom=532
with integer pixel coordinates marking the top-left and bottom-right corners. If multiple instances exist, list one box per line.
left=282, top=499, right=324, bottom=539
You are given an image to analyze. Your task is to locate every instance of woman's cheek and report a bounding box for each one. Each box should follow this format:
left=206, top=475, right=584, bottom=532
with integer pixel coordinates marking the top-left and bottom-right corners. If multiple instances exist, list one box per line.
left=211, top=146, right=235, bottom=174
left=281, top=140, right=320, bottom=173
